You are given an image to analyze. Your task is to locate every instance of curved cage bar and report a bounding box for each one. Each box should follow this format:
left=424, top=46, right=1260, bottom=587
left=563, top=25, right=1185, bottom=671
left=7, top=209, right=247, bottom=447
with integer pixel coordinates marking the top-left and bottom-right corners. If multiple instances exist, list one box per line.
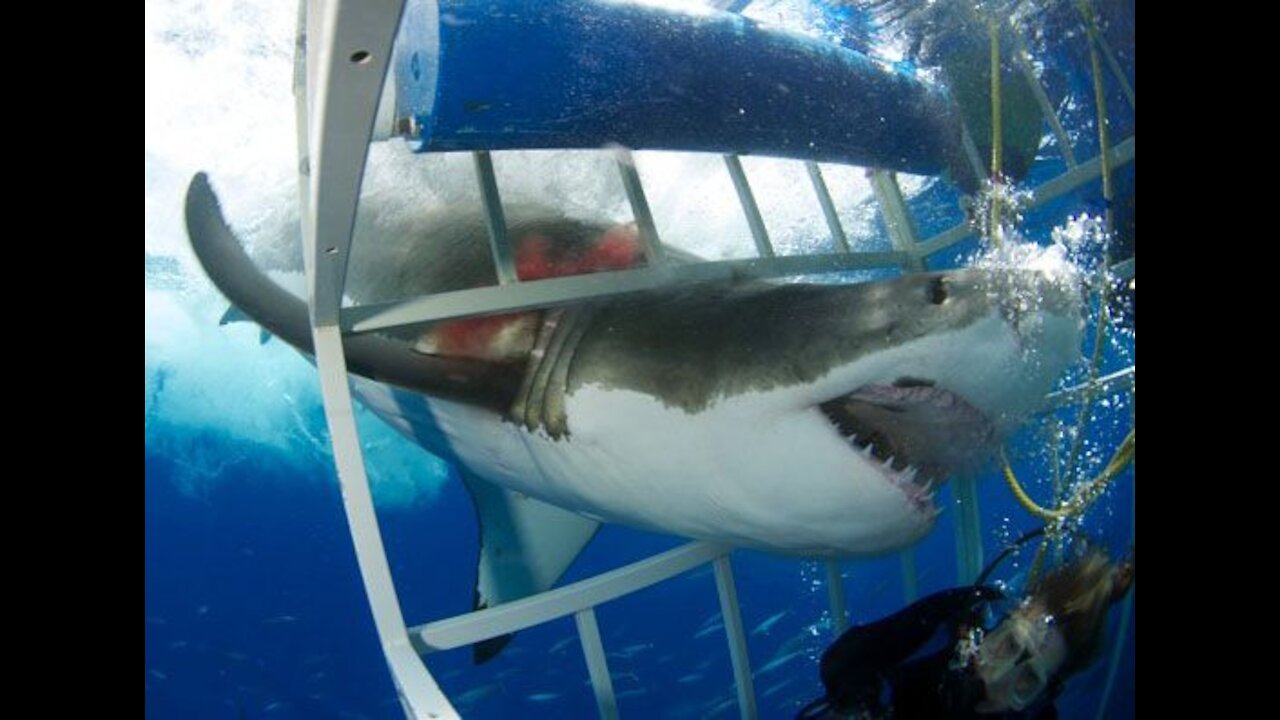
left=292, top=2, right=1135, bottom=718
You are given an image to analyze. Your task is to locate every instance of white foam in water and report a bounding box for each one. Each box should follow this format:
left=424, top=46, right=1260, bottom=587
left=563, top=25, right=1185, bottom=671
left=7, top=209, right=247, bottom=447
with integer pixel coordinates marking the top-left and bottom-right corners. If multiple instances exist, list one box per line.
left=144, top=0, right=907, bottom=504
left=145, top=0, right=451, bottom=505
left=974, top=230, right=1080, bottom=285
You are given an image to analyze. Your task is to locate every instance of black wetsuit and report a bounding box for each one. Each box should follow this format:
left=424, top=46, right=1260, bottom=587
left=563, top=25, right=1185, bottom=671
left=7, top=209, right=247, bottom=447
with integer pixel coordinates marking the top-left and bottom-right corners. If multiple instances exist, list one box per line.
left=800, top=587, right=1057, bottom=720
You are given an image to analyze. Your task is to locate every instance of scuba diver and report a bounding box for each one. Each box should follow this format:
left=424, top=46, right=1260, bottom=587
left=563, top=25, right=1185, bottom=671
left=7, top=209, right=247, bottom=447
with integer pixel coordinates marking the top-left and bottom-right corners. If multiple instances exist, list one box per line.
left=797, top=539, right=1134, bottom=719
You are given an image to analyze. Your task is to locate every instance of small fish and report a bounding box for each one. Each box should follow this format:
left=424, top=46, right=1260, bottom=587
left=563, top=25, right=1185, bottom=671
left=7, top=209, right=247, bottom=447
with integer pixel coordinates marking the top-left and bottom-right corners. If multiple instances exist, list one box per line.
left=615, top=689, right=648, bottom=700
left=147, top=669, right=168, bottom=681
left=145, top=616, right=167, bottom=626
left=761, top=678, right=795, bottom=698
left=705, top=696, right=738, bottom=717
left=607, top=642, right=654, bottom=660
left=773, top=633, right=809, bottom=659
left=694, top=622, right=725, bottom=639
left=454, top=685, right=500, bottom=705
left=527, top=692, right=561, bottom=702
left=754, top=650, right=804, bottom=677
left=262, top=615, right=299, bottom=625
left=697, top=611, right=723, bottom=628
left=263, top=701, right=289, bottom=713
left=751, top=610, right=789, bottom=636
left=677, top=673, right=703, bottom=684
left=548, top=635, right=576, bottom=654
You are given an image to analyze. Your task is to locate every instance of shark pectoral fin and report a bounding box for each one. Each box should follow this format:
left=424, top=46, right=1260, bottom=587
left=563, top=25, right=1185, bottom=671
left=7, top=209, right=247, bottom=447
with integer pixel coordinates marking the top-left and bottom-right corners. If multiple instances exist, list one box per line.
left=461, top=471, right=600, bottom=664
left=218, top=305, right=251, bottom=326
left=218, top=304, right=274, bottom=344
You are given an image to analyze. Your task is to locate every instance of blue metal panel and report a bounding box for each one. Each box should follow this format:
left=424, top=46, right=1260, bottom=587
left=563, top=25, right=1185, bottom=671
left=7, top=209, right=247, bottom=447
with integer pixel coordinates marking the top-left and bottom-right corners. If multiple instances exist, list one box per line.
left=393, top=0, right=963, bottom=175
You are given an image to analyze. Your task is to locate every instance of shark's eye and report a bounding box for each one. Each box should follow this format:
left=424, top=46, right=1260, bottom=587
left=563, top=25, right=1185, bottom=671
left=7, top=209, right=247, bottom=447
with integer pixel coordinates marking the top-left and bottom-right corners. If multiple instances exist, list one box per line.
left=927, top=277, right=948, bottom=305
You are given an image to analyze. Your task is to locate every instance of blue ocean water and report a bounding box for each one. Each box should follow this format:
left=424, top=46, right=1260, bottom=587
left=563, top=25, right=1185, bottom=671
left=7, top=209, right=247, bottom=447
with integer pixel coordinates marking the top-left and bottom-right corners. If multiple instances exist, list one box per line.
left=145, top=1, right=1135, bottom=718
left=144, top=402, right=1134, bottom=719
left=145, top=370, right=1134, bottom=719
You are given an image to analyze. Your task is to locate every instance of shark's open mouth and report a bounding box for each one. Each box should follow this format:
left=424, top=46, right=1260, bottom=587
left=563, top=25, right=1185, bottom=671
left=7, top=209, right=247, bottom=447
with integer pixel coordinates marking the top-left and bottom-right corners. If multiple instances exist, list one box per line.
left=820, top=378, right=997, bottom=514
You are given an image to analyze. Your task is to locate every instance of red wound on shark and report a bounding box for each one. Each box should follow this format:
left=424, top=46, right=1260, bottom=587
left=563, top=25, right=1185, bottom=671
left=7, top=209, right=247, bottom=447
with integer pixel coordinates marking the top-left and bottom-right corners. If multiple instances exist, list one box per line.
left=514, top=224, right=643, bottom=280
left=417, top=223, right=646, bottom=362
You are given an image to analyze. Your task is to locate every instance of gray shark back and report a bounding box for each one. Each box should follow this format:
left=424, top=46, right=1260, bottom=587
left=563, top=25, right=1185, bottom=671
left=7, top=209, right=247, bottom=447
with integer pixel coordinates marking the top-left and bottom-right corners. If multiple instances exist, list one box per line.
left=566, top=274, right=990, bottom=413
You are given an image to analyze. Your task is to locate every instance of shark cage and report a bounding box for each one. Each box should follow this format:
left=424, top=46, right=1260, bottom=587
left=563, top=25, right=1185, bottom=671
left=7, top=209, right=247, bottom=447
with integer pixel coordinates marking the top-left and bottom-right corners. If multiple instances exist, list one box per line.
left=283, top=1, right=1134, bottom=717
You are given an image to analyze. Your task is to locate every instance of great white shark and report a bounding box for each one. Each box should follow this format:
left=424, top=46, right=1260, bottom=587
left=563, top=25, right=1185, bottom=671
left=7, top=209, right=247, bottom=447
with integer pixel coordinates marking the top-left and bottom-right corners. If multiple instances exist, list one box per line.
left=185, top=171, right=1082, bottom=661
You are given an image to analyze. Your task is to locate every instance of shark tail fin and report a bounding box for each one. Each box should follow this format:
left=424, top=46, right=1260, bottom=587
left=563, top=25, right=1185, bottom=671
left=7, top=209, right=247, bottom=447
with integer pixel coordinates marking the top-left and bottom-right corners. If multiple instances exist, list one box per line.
left=461, top=470, right=600, bottom=664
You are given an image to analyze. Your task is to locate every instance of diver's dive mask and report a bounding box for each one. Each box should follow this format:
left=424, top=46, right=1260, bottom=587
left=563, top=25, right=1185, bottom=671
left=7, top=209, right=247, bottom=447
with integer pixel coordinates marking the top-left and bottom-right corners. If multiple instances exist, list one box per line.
left=974, top=605, right=1067, bottom=712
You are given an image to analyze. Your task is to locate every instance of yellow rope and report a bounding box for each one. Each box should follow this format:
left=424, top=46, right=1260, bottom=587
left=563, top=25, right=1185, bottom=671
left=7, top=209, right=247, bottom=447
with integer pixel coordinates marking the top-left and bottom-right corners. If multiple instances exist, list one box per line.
left=1061, top=0, right=1115, bottom=481
left=988, top=20, right=1004, bottom=248
left=1078, top=0, right=1114, bottom=233
left=1023, top=428, right=1134, bottom=583
left=1001, top=429, right=1134, bottom=522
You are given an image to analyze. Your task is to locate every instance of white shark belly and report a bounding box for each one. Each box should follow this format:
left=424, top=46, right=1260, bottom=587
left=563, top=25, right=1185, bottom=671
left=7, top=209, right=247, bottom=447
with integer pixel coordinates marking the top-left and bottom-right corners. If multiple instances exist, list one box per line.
left=530, top=384, right=923, bottom=556
left=352, top=374, right=903, bottom=555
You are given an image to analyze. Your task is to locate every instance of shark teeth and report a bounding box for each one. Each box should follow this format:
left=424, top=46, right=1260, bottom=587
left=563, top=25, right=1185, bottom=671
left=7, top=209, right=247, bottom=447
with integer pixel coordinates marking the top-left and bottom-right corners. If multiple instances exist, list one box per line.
left=879, top=462, right=941, bottom=516
left=842, top=432, right=940, bottom=517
